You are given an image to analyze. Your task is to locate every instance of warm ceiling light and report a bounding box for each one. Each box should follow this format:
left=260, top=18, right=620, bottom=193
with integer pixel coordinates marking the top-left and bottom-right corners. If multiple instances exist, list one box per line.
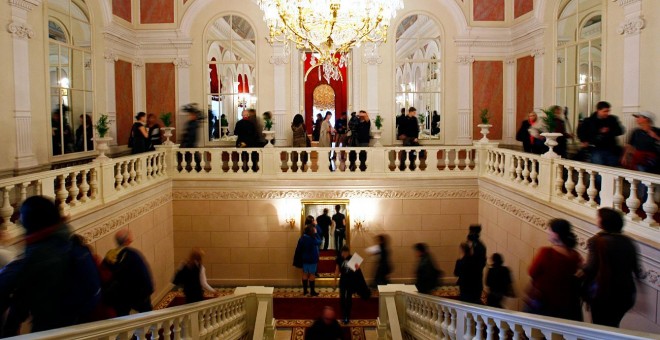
left=257, top=0, right=403, bottom=83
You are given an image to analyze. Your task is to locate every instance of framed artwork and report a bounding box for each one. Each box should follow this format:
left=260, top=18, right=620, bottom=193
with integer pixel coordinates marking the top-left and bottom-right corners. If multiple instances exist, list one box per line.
left=300, top=199, right=350, bottom=250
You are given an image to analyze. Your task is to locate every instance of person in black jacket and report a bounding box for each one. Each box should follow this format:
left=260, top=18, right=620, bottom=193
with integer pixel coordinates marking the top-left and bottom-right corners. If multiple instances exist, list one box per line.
left=103, top=229, right=154, bottom=316
left=414, top=243, right=441, bottom=294
left=485, top=253, right=514, bottom=308
left=180, top=104, right=201, bottom=148
left=516, top=112, right=539, bottom=153
left=130, top=112, right=150, bottom=154
left=234, top=110, right=257, bottom=148
left=172, top=248, right=216, bottom=304
left=373, top=234, right=392, bottom=286
left=577, top=101, right=624, bottom=167
left=305, top=306, right=343, bottom=340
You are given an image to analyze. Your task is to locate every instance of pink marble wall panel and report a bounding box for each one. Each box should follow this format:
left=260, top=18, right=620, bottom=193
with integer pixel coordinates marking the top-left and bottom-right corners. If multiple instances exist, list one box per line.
left=514, top=0, right=534, bottom=19
left=112, top=0, right=132, bottom=23
left=474, top=0, right=505, bottom=21
left=516, top=56, right=535, bottom=124
left=115, top=60, right=134, bottom=146
left=140, top=0, right=174, bottom=24
left=146, top=63, right=177, bottom=141
left=473, top=61, right=504, bottom=140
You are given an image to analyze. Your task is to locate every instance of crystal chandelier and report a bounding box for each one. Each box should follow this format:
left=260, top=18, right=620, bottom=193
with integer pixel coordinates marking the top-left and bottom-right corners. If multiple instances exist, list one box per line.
left=257, top=0, right=403, bottom=83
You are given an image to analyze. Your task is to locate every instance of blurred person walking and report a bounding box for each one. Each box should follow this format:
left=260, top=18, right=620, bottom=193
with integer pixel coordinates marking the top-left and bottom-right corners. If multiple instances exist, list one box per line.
left=173, top=248, right=216, bottom=304
left=414, top=243, right=442, bottom=294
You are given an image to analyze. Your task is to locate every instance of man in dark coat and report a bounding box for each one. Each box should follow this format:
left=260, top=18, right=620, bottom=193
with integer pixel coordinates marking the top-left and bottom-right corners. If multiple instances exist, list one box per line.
left=577, top=101, right=624, bottom=167
left=305, top=306, right=343, bottom=340
left=103, top=229, right=154, bottom=316
left=317, top=208, right=332, bottom=250
left=466, top=224, right=487, bottom=304
left=414, top=243, right=441, bottom=294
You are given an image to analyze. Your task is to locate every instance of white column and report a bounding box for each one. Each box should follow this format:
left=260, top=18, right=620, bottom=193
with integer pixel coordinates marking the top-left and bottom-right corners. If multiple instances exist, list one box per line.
left=133, top=58, right=145, bottom=113
left=456, top=55, right=474, bottom=145
left=504, top=59, right=516, bottom=144
left=290, top=48, right=302, bottom=129
left=270, top=43, right=289, bottom=146
left=104, top=50, right=118, bottom=146
left=364, top=43, right=381, bottom=133
left=532, top=48, right=545, bottom=112
left=351, top=47, right=361, bottom=113
left=174, top=57, right=191, bottom=133
left=616, top=0, right=645, bottom=139
left=8, top=0, right=41, bottom=170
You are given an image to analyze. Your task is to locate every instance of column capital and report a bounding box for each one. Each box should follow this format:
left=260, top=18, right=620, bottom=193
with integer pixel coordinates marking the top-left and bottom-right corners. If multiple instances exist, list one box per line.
left=173, top=57, right=191, bottom=68
left=362, top=43, right=382, bottom=65
left=618, top=16, right=645, bottom=35
left=531, top=48, right=545, bottom=58
left=134, top=58, right=145, bottom=68
left=8, top=0, right=41, bottom=11
left=7, top=21, right=33, bottom=39
left=505, top=59, right=516, bottom=65
left=104, top=49, right=118, bottom=62
left=456, top=55, right=475, bottom=64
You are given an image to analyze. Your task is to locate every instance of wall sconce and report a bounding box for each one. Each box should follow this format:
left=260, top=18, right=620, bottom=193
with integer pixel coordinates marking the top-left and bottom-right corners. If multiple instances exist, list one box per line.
left=353, top=218, right=365, bottom=230
left=285, top=217, right=296, bottom=229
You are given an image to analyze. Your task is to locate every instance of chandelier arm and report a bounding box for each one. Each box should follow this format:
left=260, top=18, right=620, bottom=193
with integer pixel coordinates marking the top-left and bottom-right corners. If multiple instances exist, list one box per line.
left=277, top=14, right=324, bottom=56
left=303, top=63, right=343, bottom=83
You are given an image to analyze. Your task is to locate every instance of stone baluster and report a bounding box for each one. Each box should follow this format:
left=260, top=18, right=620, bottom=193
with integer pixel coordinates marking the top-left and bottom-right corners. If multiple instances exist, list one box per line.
left=449, top=308, right=457, bottom=339
left=122, top=162, right=131, bottom=188
left=442, top=149, right=450, bottom=172
left=56, top=174, right=68, bottom=213
left=485, top=318, right=496, bottom=340
left=452, top=149, right=460, bottom=171
left=79, top=169, right=89, bottom=203
left=473, top=316, right=484, bottom=340
left=466, top=149, right=474, bottom=170
left=145, top=155, right=153, bottom=180
left=129, top=159, right=138, bottom=185
left=18, top=182, right=28, bottom=208
left=586, top=170, right=598, bottom=207
left=428, top=149, right=439, bottom=172
left=464, top=313, right=475, bottom=340
left=89, top=168, right=98, bottom=200
left=554, top=164, right=564, bottom=196
left=625, top=178, right=641, bottom=221
left=286, top=151, right=293, bottom=172
left=514, top=156, right=523, bottom=183
left=575, top=169, right=586, bottom=203
left=564, top=166, right=575, bottom=199
left=613, top=176, right=624, bottom=211
left=508, top=155, right=516, bottom=181
left=441, top=306, right=450, bottom=338
left=433, top=304, right=442, bottom=337
left=641, top=182, right=658, bottom=227
left=246, top=152, right=255, bottom=173
left=414, top=149, right=421, bottom=172
left=68, top=171, right=80, bottom=207
left=530, top=159, right=538, bottom=187
left=512, top=324, right=525, bottom=340
left=498, top=321, right=509, bottom=340
left=114, top=163, right=123, bottom=190
left=159, top=152, right=166, bottom=176
left=522, top=159, right=530, bottom=185
left=486, top=151, right=493, bottom=174
left=0, top=187, right=15, bottom=230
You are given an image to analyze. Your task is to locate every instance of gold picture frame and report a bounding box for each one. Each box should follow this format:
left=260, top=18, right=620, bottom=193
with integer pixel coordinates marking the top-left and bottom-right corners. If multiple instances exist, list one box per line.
left=300, top=199, right=351, bottom=250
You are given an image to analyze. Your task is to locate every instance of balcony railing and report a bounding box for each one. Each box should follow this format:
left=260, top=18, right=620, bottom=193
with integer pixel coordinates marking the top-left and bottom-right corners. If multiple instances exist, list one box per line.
left=0, top=144, right=658, bottom=242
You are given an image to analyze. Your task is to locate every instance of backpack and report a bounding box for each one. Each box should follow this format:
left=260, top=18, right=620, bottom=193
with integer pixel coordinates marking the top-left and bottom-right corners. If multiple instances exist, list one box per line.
left=64, top=241, right=102, bottom=318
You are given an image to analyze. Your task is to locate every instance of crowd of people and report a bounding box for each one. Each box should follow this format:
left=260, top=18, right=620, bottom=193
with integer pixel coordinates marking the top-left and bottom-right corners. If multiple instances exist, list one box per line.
left=517, top=101, right=659, bottom=174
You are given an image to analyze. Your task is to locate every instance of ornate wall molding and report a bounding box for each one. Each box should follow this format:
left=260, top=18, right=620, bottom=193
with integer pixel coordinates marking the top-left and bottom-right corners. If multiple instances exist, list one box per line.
left=7, top=22, right=34, bottom=39
left=617, top=16, right=645, bottom=36
left=456, top=55, right=475, bottom=64
left=612, top=0, right=641, bottom=7
left=79, top=191, right=172, bottom=243
left=269, top=55, right=289, bottom=65
left=8, top=0, right=41, bottom=11
left=640, top=269, right=660, bottom=290
left=173, top=57, right=191, bottom=68
left=173, top=188, right=479, bottom=201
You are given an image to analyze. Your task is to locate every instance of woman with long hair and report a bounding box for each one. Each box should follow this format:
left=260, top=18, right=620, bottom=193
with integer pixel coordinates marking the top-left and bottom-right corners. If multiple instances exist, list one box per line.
left=526, top=219, right=583, bottom=321
left=318, top=111, right=334, bottom=147
left=130, top=112, right=149, bottom=154
left=291, top=114, right=309, bottom=170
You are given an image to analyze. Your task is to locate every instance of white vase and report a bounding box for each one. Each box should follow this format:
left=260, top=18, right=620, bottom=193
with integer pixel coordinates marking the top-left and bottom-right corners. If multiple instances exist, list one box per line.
left=372, top=129, right=382, bottom=147
left=162, top=127, right=176, bottom=145
left=92, top=136, right=113, bottom=162
left=263, top=130, right=275, bottom=148
left=477, top=124, right=493, bottom=143
left=541, top=132, right=563, bottom=159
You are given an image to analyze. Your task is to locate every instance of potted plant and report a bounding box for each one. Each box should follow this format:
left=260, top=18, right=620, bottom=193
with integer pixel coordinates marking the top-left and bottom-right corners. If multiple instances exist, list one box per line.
left=372, top=114, right=383, bottom=147
left=262, top=111, right=275, bottom=148
left=477, top=108, right=493, bottom=144
left=540, top=107, right=563, bottom=159
left=160, top=112, right=175, bottom=145
left=92, top=114, right=112, bottom=162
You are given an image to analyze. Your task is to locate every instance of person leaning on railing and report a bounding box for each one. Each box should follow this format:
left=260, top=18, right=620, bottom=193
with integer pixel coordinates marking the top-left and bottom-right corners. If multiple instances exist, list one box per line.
left=621, top=111, right=660, bottom=174
left=576, top=101, right=624, bottom=167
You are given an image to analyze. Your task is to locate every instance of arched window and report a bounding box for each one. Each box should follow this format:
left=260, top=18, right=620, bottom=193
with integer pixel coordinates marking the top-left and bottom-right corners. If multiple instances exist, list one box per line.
left=206, top=15, right=256, bottom=142
left=556, top=0, right=602, bottom=131
left=48, top=0, right=93, bottom=156
left=394, top=14, right=443, bottom=140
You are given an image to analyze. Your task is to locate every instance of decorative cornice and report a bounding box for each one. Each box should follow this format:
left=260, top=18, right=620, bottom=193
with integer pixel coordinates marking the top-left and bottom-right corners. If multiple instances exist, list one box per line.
left=173, top=57, right=191, bottom=68
left=454, top=40, right=511, bottom=48
left=104, top=50, right=118, bottom=62
left=612, top=0, right=641, bottom=7
left=640, top=269, right=660, bottom=290
left=7, top=22, right=34, bottom=39
left=173, top=188, right=479, bottom=200
left=456, top=55, right=475, bottom=64
left=617, top=16, right=645, bottom=36
left=79, top=191, right=172, bottom=243
left=363, top=44, right=382, bottom=65
left=8, top=0, right=41, bottom=11
left=531, top=48, right=545, bottom=58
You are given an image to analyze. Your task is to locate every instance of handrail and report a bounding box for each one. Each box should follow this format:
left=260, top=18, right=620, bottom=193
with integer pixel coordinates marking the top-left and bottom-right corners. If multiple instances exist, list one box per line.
left=397, top=290, right=659, bottom=340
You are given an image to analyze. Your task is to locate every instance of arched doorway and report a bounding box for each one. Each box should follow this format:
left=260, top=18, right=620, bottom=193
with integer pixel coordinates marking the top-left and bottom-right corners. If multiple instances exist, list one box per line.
left=303, top=53, right=348, bottom=132
left=313, top=84, right=336, bottom=127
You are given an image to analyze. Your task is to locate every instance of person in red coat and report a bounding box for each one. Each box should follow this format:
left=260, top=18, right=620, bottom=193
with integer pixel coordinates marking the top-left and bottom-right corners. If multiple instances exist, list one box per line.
left=526, top=219, right=583, bottom=321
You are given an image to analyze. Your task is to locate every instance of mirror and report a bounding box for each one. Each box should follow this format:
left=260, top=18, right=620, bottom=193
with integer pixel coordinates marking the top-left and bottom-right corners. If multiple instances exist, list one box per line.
left=206, top=15, right=257, bottom=142
left=48, top=0, right=93, bottom=156
left=300, top=200, right=350, bottom=279
left=555, top=0, right=601, bottom=134
left=395, top=14, right=442, bottom=140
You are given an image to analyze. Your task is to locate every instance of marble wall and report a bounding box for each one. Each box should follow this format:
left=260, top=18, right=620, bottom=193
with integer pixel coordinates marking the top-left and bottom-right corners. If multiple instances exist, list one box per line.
left=140, top=0, right=175, bottom=24
left=516, top=56, right=535, bottom=124
left=514, top=0, right=534, bottom=19
left=473, top=0, right=505, bottom=21
left=473, top=61, right=504, bottom=140
left=112, top=0, right=132, bottom=23
left=171, top=186, right=480, bottom=286
left=145, top=63, right=176, bottom=140
left=115, top=60, right=134, bottom=147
